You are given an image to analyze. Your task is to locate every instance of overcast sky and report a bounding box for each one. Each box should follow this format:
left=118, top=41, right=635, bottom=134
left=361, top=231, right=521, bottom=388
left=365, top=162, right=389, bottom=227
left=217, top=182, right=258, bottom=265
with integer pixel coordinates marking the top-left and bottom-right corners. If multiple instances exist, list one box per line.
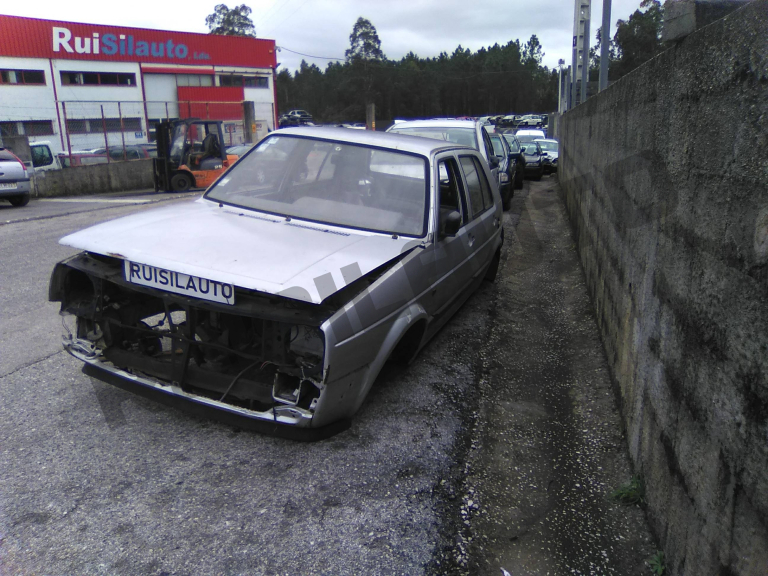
left=3, top=0, right=648, bottom=71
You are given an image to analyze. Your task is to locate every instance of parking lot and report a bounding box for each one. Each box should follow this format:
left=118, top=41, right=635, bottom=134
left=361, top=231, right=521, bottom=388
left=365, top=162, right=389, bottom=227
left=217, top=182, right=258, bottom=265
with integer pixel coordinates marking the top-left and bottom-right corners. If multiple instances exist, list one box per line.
left=0, top=181, right=655, bottom=575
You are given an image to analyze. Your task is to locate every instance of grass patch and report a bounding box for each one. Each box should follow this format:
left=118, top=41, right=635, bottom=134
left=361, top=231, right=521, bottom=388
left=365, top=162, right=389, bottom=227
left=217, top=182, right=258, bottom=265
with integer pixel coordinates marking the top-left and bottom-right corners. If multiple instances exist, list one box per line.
left=611, top=475, right=645, bottom=506
left=648, top=550, right=665, bottom=575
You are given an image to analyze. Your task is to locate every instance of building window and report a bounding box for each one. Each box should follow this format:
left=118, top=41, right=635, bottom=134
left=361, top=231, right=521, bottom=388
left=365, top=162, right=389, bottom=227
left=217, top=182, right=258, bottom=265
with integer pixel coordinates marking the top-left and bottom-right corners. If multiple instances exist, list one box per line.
left=0, top=69, right=46, bottom=85
left=66, top=117, right=143, bottom=134
left=66, top=119, right=89, bottom=134
left=176, top=74, right=213, bottom=87
left=218, top=74, right=268, bottom=88
left=23, top=121, right=54, bottom=136
left=244, top=76, right=268, bottom=88
left=0, top=122, right=19, bottom=136
left=61, top=71, right=136, bottom=86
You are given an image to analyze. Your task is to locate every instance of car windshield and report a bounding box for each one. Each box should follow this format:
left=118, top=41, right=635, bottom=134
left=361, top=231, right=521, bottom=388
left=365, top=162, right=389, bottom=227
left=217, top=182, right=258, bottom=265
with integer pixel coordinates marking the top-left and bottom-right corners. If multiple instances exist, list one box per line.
left=536, top=140, right=558, bottom=152
left=389, top=126, right=478, bottom=149
left=205, top=135, right=429, bottom=237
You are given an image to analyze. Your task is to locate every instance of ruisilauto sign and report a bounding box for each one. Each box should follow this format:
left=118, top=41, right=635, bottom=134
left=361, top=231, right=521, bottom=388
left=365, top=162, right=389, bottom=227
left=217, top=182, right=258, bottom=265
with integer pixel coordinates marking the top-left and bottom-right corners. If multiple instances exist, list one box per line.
left=0, top=15, right=276, bottom=68
left=53, top=27, right=191, bottom=59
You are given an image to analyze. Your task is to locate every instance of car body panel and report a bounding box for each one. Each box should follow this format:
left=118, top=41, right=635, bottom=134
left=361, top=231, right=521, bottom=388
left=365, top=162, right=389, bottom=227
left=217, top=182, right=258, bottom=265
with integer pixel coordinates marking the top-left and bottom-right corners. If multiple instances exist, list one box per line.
left=0, top=148, right=31, bottom=200
left=59, top=199, right=419, bottom=305
left=535, top=138, right=559, bottom=173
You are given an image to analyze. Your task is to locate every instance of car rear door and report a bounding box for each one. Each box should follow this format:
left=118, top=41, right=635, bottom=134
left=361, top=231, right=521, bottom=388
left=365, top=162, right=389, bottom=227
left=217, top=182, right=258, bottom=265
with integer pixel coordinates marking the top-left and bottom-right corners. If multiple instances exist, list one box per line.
left=457, top=153, right=499, bottom=276
left=429, top=153, right=477, bottom=317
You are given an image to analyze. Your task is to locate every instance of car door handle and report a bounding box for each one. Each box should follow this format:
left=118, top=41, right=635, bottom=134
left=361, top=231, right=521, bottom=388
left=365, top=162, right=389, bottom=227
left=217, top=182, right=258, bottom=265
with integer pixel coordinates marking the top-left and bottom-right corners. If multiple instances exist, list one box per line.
left=493, top=217, right=500, bottom=228
left=468, top=234, right=475, bottom=247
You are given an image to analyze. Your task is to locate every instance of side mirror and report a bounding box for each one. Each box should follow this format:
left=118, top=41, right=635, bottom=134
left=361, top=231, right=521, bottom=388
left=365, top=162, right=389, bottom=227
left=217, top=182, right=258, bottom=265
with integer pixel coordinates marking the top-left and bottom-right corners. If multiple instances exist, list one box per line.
left=441, top=210, right=462, bottom=237
left=488, top=155, right=500, bottom=169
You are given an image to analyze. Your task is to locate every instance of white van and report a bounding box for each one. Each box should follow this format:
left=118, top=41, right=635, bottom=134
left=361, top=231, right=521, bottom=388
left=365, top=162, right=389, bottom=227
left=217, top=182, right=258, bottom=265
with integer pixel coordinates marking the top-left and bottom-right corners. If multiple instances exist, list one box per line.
left=30, top=141, right=62, bottom=172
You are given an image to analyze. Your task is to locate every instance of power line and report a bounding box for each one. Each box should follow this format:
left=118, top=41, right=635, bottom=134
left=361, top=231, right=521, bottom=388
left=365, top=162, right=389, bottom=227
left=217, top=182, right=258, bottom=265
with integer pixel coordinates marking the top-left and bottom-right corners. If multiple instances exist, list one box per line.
left=277, top=46, right=344, bottom=61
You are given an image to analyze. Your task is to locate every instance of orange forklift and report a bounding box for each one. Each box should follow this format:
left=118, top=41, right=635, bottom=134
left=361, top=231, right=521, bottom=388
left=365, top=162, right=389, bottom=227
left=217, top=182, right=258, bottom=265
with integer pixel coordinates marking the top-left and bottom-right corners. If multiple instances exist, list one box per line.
left=153, top=118, right=239, bottom=192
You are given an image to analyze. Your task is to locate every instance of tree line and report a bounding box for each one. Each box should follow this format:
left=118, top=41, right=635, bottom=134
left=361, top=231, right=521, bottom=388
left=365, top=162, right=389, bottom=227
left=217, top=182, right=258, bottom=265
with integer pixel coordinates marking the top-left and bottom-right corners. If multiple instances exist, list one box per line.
left=275, top=24, right=559, bottom=125
left=207, top=1, right=666, bottom=125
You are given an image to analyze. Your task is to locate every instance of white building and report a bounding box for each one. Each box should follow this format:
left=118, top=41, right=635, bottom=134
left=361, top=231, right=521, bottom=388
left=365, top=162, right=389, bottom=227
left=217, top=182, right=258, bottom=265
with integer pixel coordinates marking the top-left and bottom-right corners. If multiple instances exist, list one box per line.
left=0, top=15, right=278, bottom=153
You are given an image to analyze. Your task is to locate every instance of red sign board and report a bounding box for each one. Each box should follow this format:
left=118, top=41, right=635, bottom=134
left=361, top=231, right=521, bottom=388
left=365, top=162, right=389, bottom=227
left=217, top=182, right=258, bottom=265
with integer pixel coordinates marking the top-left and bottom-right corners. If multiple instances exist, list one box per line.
left=0, top=15, right=276, bottom=69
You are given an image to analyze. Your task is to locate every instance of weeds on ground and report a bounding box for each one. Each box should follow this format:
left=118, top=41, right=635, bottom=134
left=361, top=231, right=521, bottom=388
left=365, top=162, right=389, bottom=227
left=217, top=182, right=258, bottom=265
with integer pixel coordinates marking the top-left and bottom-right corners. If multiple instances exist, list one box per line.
left=648, top=551, right=665, bottom=575
left=611, top=475, right=645, bottom=506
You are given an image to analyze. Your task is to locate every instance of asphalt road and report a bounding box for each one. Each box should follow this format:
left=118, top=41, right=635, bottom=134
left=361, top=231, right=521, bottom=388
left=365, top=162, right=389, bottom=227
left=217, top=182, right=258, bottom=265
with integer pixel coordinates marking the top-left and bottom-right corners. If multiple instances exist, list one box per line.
left=0, top=183, right=656, bottom=575
left=0, top=191, right=493, bottom=575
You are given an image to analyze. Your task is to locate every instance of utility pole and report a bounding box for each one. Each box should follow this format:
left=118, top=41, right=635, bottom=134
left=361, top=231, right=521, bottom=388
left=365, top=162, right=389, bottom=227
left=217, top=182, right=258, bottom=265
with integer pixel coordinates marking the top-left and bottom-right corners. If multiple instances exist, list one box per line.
left=599, top=0, right=612, bottom=91
left=572, top=0, right=591, bottom=106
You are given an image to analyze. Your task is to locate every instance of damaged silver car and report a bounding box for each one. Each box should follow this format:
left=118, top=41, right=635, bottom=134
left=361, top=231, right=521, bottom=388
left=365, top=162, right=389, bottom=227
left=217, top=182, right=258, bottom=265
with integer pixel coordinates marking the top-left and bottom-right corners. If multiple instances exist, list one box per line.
left=49, top=127, right=503, bottom=437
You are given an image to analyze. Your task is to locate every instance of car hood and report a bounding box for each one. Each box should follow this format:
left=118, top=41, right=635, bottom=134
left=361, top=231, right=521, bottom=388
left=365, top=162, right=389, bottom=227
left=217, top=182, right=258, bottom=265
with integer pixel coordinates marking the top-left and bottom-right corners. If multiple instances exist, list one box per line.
left=59, top=198, right=421, bottom=304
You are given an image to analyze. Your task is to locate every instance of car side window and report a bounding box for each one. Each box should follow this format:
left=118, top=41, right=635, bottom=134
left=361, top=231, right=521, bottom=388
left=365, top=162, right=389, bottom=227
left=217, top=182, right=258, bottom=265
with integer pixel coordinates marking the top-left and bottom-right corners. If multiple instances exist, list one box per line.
left=437, top=158, right=467, bottom=233
left=31, top=145, right=53, bottom=167
left=481, top=129, right=494, bottom=161
left=473, top=157, right=494, bottom=210
left=459, top=155, right=493, bottom=217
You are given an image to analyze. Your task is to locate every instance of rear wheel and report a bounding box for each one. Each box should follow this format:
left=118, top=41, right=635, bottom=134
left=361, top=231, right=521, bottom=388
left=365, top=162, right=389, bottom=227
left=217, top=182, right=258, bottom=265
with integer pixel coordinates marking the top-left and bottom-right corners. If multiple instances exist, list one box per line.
left=171, top=173, right=193, bottom=192
left=501, top=186, right=512, bottom=211
left=515, top=169, right=524, bottom=189
left=533, top=168, right=542, bottom=181
left=9, top=194, right=29, bottom=207
left=484, top=248, right=501, bottom=283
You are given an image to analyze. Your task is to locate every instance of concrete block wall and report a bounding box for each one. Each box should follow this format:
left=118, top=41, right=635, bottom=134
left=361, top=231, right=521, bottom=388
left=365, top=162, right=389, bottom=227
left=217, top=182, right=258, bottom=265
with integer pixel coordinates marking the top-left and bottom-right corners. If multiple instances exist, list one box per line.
left=558, top=1, right=767, bottom=574
left=32, top=159, right=154, bottom=197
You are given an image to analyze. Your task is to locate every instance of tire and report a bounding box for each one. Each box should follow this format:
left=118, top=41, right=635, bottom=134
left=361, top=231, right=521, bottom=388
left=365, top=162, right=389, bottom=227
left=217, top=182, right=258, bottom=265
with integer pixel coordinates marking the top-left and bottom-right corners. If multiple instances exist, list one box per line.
left=515, top=169, right=524, bottom=189
left=501, top=187, right=511, bottom=211
left=9, top=193, right=30, bottom=207
left=171, top=173, right=193, bottom=192
left=532, top=168, right=542, bottom=181
left=484, top=248, right=501, bottom=283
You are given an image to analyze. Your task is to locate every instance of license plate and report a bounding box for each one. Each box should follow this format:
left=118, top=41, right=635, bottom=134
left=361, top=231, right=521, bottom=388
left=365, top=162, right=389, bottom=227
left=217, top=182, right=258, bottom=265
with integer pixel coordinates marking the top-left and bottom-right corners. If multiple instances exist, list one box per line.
left=124, top=261, right=235, bottom=305
left=0, top=182, right=17, bottom=189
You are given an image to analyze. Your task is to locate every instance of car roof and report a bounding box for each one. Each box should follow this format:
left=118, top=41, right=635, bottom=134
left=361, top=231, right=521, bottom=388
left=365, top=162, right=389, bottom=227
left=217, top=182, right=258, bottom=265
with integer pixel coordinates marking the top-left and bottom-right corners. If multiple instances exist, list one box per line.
left=388, top=118, right=479, bottom=130
left=274, top=126, right=473, bottom=156
left=535, top=138, right=558, bottom=143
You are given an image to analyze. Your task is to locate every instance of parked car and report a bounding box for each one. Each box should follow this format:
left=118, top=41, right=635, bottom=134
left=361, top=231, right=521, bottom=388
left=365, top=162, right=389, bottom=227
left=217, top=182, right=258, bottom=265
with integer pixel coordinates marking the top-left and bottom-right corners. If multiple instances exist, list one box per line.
left=489, top=132, right=515, bottom=209
left=515, top=128, right=547, bottom=140
left=535, top=138, right=559, bottom=174
left=515, top=114, right=543, bottom=128
left=0, top=147, right=31, bottom=207
left=386, top=118, right=501, bottom=189
left=520, top=140, right=545, bottom=180
left=500, top=132, right=526, bottom=190
left=49, top=127, right=503, bottom=436
left=279, top=109, right=313, bottom=127
left=89, top=145, right=152, bottom=160
left=59, top=153, right=109, bottom=167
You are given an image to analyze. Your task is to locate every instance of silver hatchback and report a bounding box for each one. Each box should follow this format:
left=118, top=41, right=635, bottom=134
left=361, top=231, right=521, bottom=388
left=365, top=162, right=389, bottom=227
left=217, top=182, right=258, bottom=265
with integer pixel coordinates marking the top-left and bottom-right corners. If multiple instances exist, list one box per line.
left=0, top=148, right=31, bottom=207
left=49, top=127, right=503, bottom=437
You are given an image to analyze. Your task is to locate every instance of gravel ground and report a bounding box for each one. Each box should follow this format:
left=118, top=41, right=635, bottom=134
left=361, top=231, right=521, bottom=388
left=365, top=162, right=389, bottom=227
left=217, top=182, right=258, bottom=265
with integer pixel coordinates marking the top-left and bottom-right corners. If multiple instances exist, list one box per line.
left=0, top=180, right=657, bottom=575
left=457, top=177, right=658, bottom=575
